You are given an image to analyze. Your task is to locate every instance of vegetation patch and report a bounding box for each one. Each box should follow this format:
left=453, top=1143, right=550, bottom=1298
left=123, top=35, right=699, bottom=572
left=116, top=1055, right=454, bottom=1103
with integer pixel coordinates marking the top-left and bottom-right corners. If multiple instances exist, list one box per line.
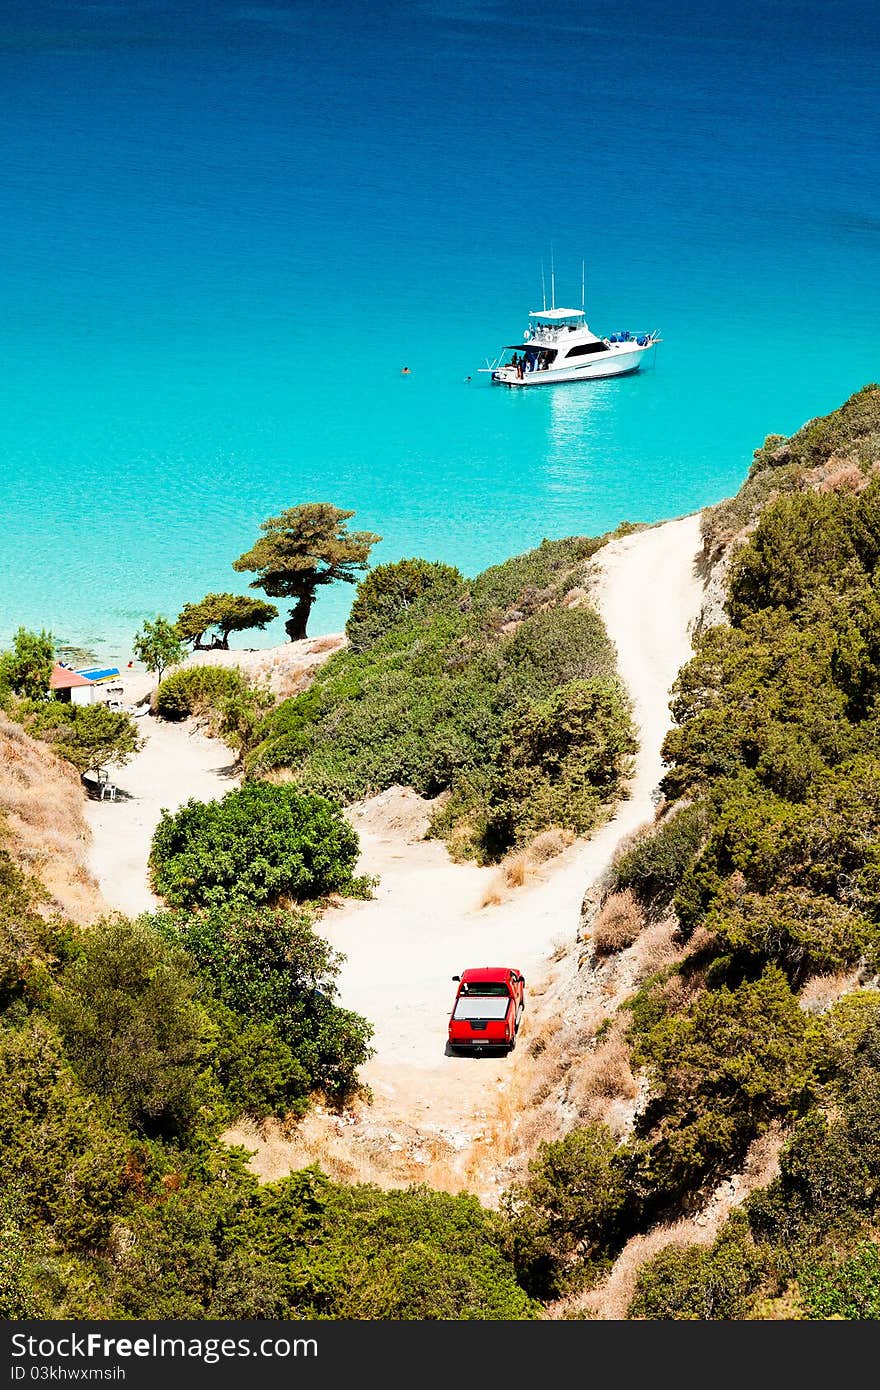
left=149, top=782, right=364, bottom=909
left=248, top=535, right=634, bottom=860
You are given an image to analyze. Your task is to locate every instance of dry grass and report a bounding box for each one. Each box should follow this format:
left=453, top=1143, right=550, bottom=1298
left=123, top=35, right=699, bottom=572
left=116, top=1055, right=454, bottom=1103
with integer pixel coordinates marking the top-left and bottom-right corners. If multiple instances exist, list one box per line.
left=799, top=970, right=861, bottom=1014
left=308, top=634, right=344, bottom=654
left=0, top=711, right=104, bottom=922
left=592, top=889, right=643, bottom=956
left=479, top=828, right=575, bottom=908
left=560, top=586, right=589, bottom=609
left=529, top=827, right=575, bottom=861
left=629, top=919, right=682, bottom=983
left=805, top=457, right=865, bottom=494
left=570, top=1022, right=637, bottom=1107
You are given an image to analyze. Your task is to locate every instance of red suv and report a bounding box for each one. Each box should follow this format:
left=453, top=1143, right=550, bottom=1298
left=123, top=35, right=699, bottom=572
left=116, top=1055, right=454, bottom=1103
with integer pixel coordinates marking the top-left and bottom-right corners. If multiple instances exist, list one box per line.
left=447, top=966, right=525, bottom=1053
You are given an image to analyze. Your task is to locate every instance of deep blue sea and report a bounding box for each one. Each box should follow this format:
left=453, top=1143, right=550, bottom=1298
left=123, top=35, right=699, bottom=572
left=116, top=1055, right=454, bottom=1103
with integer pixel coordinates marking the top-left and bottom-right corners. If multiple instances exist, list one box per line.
left=1, top=1, right=879, bottom=659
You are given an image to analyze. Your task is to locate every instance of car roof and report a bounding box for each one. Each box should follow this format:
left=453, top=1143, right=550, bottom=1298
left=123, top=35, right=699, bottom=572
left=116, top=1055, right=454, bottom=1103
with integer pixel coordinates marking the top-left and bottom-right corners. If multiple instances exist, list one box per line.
left=459, top=966, right=519, bottom=982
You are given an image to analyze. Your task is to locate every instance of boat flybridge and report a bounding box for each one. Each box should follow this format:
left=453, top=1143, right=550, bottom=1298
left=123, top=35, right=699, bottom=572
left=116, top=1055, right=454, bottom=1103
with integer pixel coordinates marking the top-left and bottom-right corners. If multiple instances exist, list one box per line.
left=485, top=307, right=660, bottom=386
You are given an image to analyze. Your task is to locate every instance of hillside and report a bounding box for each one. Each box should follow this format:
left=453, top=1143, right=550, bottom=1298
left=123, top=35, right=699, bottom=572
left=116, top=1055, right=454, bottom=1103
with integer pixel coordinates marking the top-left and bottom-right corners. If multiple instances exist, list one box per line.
left=4, top=386, right=880, bottom=1320
left=0, top=711, right=104, bottom=924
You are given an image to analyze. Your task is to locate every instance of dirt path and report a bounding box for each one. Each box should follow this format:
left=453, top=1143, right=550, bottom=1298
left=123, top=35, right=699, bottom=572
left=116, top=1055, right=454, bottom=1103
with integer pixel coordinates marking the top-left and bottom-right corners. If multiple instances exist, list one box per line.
left=233, top=513, right=707, bottom=1187
left=82, top=637, right=341, bottom=915
left=83, top=714, right=238, bottom=916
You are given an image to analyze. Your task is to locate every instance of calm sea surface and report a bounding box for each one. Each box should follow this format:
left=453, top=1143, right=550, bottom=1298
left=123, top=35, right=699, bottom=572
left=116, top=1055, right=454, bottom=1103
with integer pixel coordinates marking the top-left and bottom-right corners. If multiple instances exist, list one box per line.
left=1, top=1, right=879, bottom=658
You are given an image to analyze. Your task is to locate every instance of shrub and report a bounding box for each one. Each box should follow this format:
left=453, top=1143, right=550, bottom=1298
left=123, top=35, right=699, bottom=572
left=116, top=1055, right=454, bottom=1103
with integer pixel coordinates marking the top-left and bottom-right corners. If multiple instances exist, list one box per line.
left=0, top=1017, right=133, bottom=1252
left=152, top=903, right=373, bottom=1107
left=631, top=967, right=817, bottom=1203
left=346, top=559, right=464, bottom=652
left=255, top=1171, right=539, bottom=1319
left=0, top=628, right=54, bottom=701
left=592, top=890, right=643, bottom=956
left=444, top=676, right=635, bottom=859
left=51, top=917, right=212, bottom=1137
left=503, top=1125, right=628, bottom=1298
left=628, top=1217, right=764, bottom=1320
left=0, top=1202, right=43, bottom=1318
left=798, top=1243, right=880, bottom=1320
left=612, top=803, right=708, bottom=914
left=149, top=782, right=361, bottom=908
left=155, top=665, right=248, bottom=719
left=21, top=701, right=142, bottom=775
left=248, top=534, right=628, bottom=860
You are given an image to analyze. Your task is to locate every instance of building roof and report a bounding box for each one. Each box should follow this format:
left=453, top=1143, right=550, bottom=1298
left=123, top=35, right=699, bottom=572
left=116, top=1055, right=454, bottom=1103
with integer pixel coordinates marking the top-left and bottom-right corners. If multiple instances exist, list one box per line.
left=49, top=663, right=93, bottom=690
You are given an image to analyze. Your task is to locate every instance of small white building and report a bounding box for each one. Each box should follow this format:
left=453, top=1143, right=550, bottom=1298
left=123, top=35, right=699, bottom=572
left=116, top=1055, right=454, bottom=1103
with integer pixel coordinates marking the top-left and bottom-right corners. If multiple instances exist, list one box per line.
left=49, top=663, right=106, bottom=706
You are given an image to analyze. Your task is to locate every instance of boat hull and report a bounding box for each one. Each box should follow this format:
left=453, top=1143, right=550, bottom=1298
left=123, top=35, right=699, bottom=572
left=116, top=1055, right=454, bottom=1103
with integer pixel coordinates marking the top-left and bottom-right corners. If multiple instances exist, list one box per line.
left=492, top=343, right=653, bottom=386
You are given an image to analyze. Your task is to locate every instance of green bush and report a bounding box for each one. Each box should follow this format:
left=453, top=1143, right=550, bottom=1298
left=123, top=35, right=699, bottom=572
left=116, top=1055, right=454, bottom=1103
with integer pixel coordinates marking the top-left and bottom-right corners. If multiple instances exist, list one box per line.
left=0, top=1016, right=133, bottom=1248
left=155, top=665, right=247, bottom=719
left=474, top=677, right=636, bottom=856
left=51, top=917, right=212, bottom=1138
left=255, top=1169, right=539, bottom=1319
left=798, top=1243, right=880, bottom=1320
left=0, top=628, right=54, bottom=700
left=628, top=1217, right=764, bottom=1320
left=152, top=903, right=373, bottom=1108
left=346, top=558, right=465, bottom=652
left=631, top=967, right=817, bottom=1203
left=250, top=536, right=631, bottom=860
left=503, top=1125, right=628, bottom=1298
left=21, top=701, right=142, bottom=776
left=612, top=803, right=707, bottom=913
left=149, top=782, right=361, bottom=908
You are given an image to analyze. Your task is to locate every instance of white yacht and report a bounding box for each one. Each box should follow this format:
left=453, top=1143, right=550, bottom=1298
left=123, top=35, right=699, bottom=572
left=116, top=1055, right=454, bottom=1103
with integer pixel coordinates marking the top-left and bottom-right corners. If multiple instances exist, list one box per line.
left=486, top=306, right=660, bottom=386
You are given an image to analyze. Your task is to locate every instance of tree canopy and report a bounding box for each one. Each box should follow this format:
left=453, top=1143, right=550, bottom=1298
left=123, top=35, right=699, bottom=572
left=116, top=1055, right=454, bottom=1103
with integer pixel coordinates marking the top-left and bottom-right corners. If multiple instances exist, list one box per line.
left=233, top=503, right=381, bottom=641
left=0, top=628, right=55, bottom=701
left=21, top=702, right=142, bottom=776
left=175, top=593, right=278, bottom=649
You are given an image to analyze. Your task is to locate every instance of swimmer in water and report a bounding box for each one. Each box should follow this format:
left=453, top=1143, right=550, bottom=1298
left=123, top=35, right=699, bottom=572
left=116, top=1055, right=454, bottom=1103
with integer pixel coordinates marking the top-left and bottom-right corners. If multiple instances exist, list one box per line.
left=401, top=366, right=411, bottom=375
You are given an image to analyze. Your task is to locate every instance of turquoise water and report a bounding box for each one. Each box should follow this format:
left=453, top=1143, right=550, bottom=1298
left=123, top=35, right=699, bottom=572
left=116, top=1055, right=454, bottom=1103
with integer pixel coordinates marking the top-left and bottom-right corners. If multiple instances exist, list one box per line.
left=1, top=2, right=879, bottom=660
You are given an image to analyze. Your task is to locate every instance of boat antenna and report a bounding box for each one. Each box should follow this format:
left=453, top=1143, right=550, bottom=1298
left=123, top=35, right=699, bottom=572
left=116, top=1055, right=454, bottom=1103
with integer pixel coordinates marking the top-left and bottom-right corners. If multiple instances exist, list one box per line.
left=541, top=260, right=547, bottom=312
left=581, top=259, right=585, bottom=311
left=550, top=245, right=556, bottom=310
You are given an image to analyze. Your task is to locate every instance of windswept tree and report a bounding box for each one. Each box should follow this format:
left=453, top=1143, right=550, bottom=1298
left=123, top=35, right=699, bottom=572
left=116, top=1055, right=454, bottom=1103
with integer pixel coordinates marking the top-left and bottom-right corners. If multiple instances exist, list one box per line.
left=132, top=616, right=185, bottom=686
left=233, top=504, right=381, bottom=642
left=175, top=593, right=279, bottom=650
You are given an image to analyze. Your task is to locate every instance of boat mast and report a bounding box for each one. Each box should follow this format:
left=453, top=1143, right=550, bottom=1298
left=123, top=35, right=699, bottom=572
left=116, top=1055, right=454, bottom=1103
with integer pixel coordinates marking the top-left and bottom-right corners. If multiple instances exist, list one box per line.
left=581, top=259, right=585, bottom=312
left=541, top=261, right=547, bottom=312
left=550, top=245, right=556, bottom=310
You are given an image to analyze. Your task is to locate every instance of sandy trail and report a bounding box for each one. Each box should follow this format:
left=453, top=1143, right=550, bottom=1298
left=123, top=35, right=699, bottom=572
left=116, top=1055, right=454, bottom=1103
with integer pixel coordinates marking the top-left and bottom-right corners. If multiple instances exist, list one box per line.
left=84, top=714, right=238, bottom=916
left=82, top=637, right=342, bottom=915
left=309, top=513, right=706, bottom=1135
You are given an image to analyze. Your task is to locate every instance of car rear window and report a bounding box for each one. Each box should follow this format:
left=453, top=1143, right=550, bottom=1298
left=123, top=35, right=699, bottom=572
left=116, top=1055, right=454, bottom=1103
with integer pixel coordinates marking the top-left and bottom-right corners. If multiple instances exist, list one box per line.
left=453, top=997, right=510, bottom=1021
